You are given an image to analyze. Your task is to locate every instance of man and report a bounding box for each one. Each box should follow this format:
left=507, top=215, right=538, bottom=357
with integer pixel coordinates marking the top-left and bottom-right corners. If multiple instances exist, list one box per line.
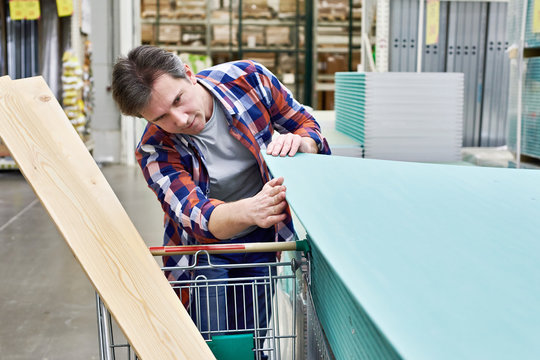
left=111, top=45, right=330, bottom=344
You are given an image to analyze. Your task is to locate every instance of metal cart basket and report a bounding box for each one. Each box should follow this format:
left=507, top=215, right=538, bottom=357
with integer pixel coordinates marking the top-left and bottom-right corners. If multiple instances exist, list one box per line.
left=96, top=241, right=310, bottom=360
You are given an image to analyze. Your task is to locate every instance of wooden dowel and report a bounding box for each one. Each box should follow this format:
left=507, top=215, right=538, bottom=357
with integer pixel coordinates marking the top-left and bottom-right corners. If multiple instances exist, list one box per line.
left=150, top=240, right=309, bottom=256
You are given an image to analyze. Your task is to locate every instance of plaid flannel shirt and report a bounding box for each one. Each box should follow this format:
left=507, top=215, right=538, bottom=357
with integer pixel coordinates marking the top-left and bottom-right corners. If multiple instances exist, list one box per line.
left=136, top=60, right=331, bottom=294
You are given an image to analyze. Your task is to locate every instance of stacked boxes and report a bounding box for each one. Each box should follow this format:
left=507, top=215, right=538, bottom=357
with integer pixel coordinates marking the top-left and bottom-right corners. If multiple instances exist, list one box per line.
left=242, top=0, right=273, bottom=18
left=319, top=0, right=348, bottom=21
left=181, top=25, right=205, bottom=46
left=158, top=24, right=181, bottom=43
left=141, top=0, right=207, bottom=19
left=317, top=25, right=351, bottom=49
left=141, top=0, right=176, bottom=18
left=212, top=25, right=238, bottom=46
left=265, top=26, right=291, bottom=47
left=212, top=24, right=292, bottom=48
left=279, top=0, right=305, bottom=17
left=242, top=26, right=265, bottom=47
left=176, top=0, right=206, bottom=18
left=141, top=23, right=155, bottom=43
left=318, top=53, right=347, bottom=75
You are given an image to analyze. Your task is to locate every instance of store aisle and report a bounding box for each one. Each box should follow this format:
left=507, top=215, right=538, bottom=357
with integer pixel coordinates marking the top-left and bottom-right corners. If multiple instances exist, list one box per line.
left=0, top=165, right=163, bottom=360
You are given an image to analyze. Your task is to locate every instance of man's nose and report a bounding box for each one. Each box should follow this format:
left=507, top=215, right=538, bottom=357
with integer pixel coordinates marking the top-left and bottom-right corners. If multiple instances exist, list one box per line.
left=171, top=109, right=188, bottom=126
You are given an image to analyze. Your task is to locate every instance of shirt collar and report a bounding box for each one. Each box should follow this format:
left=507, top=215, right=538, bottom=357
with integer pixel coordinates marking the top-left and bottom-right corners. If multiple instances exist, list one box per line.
left=196, top=76, right=238, bottom=116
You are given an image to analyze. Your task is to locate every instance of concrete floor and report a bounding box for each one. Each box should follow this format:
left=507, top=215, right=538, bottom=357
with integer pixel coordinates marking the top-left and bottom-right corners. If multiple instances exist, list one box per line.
left=0, top=165, right=163, bottom=360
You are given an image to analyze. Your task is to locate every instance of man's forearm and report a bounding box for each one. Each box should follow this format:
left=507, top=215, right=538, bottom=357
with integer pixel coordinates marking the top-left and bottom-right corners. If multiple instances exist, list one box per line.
left=300, top=137, right=318, bottom=154
left=207, top=199, right=253, bottom=240
left=207, top=177, right=288, bottom=240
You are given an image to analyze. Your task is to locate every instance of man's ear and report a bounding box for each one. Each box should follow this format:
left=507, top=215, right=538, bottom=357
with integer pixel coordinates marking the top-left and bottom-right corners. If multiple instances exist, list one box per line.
left=184, top=64, right=197, bottom=85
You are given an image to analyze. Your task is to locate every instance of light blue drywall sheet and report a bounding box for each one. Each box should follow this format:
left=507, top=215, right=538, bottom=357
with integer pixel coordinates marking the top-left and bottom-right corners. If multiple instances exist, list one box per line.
left=263, top=153, right=540, bottom=360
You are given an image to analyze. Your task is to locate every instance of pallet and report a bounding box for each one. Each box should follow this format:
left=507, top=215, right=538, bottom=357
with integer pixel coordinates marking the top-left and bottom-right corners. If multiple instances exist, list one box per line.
left=318, top=13, right=348, bottom=22
left=243, top=12, right=273, bottom=19
left=141, top=10, right=176, bottom=19
left=176, top=10, right=206, bottom=19
left=242, top=7, right=274, bottom=19
left=211, top=39, right=238, bottom=47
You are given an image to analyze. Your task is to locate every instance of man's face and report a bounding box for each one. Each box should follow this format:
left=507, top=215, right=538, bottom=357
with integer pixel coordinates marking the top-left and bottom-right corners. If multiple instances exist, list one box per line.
left=140, top=66, right=209, bottom=135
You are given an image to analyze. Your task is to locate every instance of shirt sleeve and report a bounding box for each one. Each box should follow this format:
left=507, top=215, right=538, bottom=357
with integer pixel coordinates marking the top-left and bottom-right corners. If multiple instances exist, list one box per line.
left=136, top=132, right=224, bottom=243
left=253, top=62, right=332, bottom=155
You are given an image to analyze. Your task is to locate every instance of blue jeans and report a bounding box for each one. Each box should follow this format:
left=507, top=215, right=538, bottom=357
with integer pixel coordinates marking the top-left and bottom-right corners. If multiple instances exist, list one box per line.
left=190, top=227, right=276, bottom=348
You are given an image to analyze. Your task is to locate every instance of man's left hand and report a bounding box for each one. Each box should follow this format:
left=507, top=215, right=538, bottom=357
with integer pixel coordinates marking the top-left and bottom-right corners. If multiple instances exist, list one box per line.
left=266, top=134, right=318, bottom=157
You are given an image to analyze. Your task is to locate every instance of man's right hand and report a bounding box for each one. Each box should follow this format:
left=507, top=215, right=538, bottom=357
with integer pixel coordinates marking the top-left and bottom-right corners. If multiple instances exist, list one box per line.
left=247, top=177, right=288, bottom=228
left=207, top=177, right=288, bottom=240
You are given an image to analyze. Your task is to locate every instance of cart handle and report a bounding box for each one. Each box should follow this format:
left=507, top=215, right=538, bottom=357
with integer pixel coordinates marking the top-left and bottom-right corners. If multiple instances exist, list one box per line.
left=149, top=240, right=309, bottom=256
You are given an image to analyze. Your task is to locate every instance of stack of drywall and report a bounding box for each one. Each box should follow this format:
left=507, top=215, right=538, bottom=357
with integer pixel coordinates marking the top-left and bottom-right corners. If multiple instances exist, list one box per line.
left=508, top=57, right=540, bottom=159
left=264, top=152, right=540, bottom=360
left=335, top=72, right=464, bottom=162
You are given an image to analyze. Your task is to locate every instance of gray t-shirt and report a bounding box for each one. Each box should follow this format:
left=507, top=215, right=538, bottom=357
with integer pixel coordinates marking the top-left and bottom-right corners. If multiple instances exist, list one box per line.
left=190, top=98, right=263, bottom=237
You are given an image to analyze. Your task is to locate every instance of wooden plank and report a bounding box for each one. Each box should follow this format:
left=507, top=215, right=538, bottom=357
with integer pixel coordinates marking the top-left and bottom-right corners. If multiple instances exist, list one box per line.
left=0, top=76, right=214, bottom=360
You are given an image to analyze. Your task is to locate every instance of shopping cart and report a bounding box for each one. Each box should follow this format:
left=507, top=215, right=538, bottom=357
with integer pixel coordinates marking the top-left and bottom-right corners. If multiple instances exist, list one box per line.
left=96, top=240, right=311, bottom=360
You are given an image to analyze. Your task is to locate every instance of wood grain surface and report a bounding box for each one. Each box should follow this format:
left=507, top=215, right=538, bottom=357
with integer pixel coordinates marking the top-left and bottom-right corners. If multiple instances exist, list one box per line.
left=0, top=76, right=214, bottom=359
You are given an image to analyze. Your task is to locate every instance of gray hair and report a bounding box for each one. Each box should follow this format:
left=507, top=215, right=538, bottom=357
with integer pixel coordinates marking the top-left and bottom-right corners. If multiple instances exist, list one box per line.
left=111, top=45, right=186, bottom=117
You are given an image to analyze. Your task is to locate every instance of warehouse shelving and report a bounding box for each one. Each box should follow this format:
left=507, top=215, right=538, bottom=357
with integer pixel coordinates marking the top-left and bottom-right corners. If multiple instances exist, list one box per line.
left=141, top=0, right=362, bottom=109
left=140, top=0, right=307, bottom=102
left=313, top=0, right=362, bottom=109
